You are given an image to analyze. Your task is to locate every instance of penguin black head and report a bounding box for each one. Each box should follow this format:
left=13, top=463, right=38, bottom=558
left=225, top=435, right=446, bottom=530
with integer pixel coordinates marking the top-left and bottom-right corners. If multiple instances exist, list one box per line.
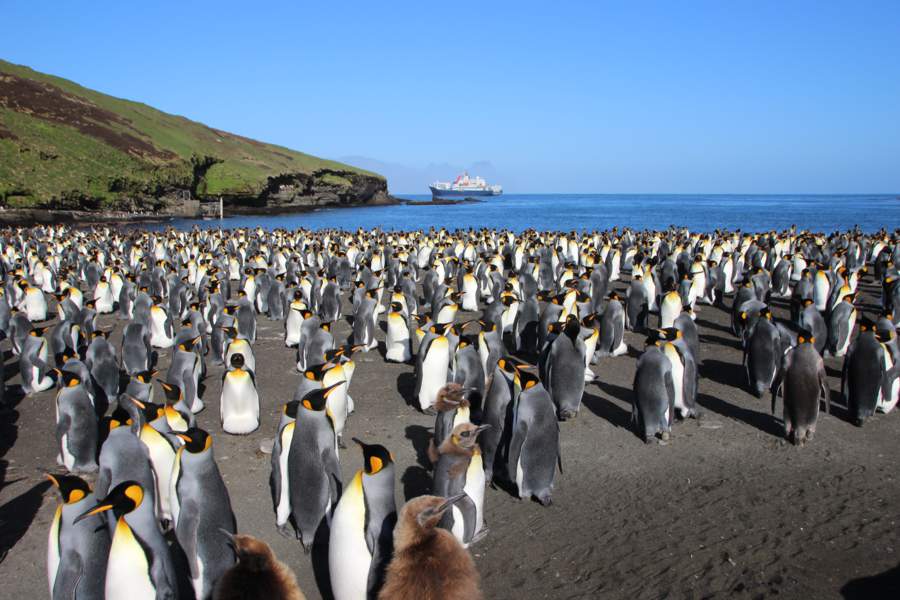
left=128, top=395, right=164, bottom=423
left=292, top=289, right=304, bottom=301
left=283, top=400, right=301, bottom=419
left=300, top=381, right=344, bottom=411
left=876, top=327, right=895, bottom=343
left=478, top=319, right=496, bottom=333
left=563, top=314, right=580, bottom=340
left=303, top=362, right=334, bottom=381
left=351, top=438, right=394, bottom=475
left=500, top=294, right=520, bottom=307
left=496, top=358, right=517, bottom=376
left=29, top=326, right=47, bottom=337
left=320, top=321, right=332, bottom=332
left=159, top=380, right=183, bottom=402
left=657, top=327, right=682, bottom=342
left=74, top=480, right=144, bottom=523
left=46, top=473, right=91, bottom=504
left=796, top=328, right=815, bottom=345
left=858, top=315, right=877, bottom=333
left=135, top=369, right=157, bottom=385
left=57, top=369, right=82, bottom=388
left=514, top=365, right=540, bottom=390
left=429, top=323, right=450, bottom=336
left=176, top=428, right=213, bottom=453
left=390, top=301, right=404, bottom=313
left=230, top=353, right=246, bottom=370
left=178, top=336, right=200, bottom=352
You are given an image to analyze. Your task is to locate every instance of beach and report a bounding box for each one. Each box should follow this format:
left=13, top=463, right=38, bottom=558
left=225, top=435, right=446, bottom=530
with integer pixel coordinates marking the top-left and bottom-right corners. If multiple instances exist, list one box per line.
left=1, top=267, right=897, bottom=599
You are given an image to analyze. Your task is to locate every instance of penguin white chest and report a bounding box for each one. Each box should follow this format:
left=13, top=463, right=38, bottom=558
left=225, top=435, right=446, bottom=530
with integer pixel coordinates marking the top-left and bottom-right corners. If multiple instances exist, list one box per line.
left=664, top=344, right=685, bottom=412
left=418, top=338, right=449, bottom=410
left=329, top=473, right=371, bottom=600
left=106, top=521, right=156, bottom=600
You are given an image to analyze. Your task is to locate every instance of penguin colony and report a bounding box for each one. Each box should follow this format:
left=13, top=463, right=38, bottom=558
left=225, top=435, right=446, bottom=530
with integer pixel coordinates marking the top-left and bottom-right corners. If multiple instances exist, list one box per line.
left=3, top=223, right=894, bottom=599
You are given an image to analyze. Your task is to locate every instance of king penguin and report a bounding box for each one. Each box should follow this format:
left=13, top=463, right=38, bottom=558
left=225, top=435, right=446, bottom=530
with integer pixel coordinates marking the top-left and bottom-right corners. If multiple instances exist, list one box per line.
left=329, top=438, right=397, bottom=600
left=220, top=353, right=260, bottom=435
left=73, top=480, right=178, bottom=600
left=171, top=428, right=237, bottom=600
left=378, top=495, right=482, bottom=600
left=632, top=334, right=676, bottom=443
left=506, top=366, right=560, bottom=505
left=434, top=422, right=491, bottom=546
left=54, top=369, right=99, bottom=474
left=415, top=324, right=451, bottom=413
left=285, top=384, right=344, bottom=550
left=46, top=473, right=110, bottom=600
left=772, top=330, right=829, bottom=445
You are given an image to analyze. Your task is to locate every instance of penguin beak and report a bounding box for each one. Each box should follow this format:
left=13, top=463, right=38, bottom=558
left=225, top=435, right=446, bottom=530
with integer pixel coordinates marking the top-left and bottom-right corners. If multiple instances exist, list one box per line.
left=73, top=501, right=114, bottom=524
left=219, top=528, right=236, bottom=546
left=436, top=493, right=468, bottom=514
left=128, top=395, right=146, bottom=410
left=474, top=424, right=492, bottom=436
left=322, top=381, right=346, bottom=397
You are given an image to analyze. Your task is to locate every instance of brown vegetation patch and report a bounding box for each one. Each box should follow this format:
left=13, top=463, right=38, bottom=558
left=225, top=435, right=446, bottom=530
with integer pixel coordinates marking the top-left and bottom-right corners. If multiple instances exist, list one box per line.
left=0, top=73, right=176, bottom=161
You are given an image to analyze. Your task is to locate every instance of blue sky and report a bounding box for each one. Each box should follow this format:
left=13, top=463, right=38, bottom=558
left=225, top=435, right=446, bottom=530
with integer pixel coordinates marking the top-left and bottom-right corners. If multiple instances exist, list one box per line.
left=2, top=1, right=899, bottom=193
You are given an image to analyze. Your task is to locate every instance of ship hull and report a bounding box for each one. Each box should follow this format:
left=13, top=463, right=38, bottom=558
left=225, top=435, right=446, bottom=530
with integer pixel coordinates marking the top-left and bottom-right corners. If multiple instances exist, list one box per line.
left=429, top=186, right=502, bottom=199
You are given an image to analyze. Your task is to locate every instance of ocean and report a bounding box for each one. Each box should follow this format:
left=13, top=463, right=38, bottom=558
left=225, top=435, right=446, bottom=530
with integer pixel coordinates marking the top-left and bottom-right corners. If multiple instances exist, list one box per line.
left=160, top=194, right=900, bottom=232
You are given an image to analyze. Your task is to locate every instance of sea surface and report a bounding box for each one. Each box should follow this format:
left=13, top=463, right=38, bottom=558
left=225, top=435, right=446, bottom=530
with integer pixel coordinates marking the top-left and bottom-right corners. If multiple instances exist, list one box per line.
left=160, top=194, right=900, bottom=233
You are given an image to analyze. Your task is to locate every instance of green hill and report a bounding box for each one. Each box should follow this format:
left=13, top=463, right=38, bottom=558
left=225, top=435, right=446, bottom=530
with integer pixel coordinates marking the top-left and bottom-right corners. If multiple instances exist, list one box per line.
left=0, top=59, right=388, bottom=214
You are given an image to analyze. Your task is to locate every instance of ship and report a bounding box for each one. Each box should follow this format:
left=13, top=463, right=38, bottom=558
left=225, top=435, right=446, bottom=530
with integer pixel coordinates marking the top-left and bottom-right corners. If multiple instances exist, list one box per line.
left=429, top=172, right=502, bottom=199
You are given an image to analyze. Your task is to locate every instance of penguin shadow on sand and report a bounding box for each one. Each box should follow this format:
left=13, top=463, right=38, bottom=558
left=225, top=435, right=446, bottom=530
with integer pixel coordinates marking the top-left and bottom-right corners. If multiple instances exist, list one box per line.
left=310, top=519, right=336, bottom=600
left=582, top=385, right=632, bottom=429
left=696, top=391, right=784, bottom=438
left=0, top=477, right=51, bottom=562
left=841, top=561, right=900, bottom=599
left=695, top=317, right=733, bottom=336
left=701, top=359, right=746, bottom=389
left=402, top=425, right=434, bottom=500
left=698, top=333, right=743, bottom=350
left=395, top=372, right=418, bottom=410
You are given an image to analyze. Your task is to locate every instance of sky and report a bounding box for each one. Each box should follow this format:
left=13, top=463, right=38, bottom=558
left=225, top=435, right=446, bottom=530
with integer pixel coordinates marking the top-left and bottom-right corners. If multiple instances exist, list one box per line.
left=2, top=1, right=899, bottom=194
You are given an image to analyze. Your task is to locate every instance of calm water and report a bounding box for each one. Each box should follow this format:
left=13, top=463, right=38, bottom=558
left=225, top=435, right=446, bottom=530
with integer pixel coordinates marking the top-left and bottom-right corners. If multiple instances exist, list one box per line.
left=160, top=194, right=900, bottom=233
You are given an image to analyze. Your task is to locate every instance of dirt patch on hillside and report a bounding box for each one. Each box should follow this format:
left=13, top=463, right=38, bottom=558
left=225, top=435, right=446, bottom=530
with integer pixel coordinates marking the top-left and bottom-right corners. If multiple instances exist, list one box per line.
left=0, top=72, right=176, bottom=161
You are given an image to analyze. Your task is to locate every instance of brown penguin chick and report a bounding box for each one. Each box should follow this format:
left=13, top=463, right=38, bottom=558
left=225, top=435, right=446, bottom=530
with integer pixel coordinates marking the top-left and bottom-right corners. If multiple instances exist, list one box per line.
left=214, top=533, right=306, bottom=600
left=427, top=383, right=469, bottom=465
left=378, top=494, right=483, bottom=600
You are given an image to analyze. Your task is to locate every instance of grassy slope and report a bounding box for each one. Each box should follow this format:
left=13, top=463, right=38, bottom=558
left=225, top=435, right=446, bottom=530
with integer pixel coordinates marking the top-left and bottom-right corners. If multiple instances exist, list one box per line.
left=0, top=59, right=379, bottom=206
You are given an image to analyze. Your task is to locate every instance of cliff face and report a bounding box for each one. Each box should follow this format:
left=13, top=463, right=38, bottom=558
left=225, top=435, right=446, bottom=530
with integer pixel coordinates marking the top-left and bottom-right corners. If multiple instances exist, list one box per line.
left=0, top=59, right=393, bottom=218
left=224, top=169, right=394, bottom=214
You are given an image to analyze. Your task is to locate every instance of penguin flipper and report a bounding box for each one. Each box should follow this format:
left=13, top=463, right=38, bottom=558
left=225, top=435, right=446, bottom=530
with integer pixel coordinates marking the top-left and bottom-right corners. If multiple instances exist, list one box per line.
left=176, top=500, right=201, bottom=578
left=456, top=493, right=478, bottom=544
left=663, top=371, right=676, bottom=427
left=507, top=419, right=527, bottom=491
left=50, top=550, right=82, bottom=600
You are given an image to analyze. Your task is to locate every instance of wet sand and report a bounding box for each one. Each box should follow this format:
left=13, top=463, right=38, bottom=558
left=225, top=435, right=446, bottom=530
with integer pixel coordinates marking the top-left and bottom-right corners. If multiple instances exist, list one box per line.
left=1, top=276, right=898, bottom=599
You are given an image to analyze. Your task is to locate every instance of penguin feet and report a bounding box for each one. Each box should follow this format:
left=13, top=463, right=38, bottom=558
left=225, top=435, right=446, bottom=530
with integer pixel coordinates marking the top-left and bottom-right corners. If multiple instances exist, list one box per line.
left=258, top=437, right=275, bottom=454
left=276, top=523, right=295, bottom=539
left=558, top=409, right=577, bottom=421
left=337, top=435, right=347, bottom=449
left=469, top=527, right=490, bottom=545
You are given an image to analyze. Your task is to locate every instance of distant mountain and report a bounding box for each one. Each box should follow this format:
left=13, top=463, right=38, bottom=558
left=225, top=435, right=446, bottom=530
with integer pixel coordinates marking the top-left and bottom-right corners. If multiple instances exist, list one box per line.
left=340, top=156, right=502, bottom=195
left=0, top=59, right=389, bottom=216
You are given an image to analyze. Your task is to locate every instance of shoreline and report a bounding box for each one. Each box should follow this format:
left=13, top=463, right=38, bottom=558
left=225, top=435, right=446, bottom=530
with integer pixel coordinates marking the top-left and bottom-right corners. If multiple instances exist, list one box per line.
left=0, top=196, right=404, bottom=226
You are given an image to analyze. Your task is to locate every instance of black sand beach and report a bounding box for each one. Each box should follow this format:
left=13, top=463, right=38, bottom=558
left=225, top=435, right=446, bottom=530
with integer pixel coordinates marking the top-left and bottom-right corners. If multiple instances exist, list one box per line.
left=1, top=273, right=898, bottom=599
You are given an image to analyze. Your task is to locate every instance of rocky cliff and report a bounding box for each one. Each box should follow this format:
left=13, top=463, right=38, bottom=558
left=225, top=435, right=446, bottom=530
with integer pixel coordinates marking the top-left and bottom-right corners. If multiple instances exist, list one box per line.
left=0, top=59, right=394, bottom=220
